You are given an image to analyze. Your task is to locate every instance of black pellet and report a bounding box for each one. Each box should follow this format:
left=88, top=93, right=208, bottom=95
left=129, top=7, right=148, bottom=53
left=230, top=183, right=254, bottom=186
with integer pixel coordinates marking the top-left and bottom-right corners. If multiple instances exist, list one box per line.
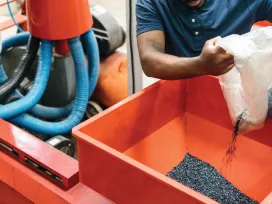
left=225, top=112, right=244, bottom=165
left=267, top=88, right=272, bottom=117
left=167, top=153, right=258, bottom=204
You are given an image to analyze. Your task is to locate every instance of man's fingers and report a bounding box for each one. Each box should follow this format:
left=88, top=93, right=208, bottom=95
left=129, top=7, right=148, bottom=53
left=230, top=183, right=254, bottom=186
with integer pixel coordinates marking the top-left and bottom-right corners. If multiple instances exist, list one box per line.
left=206, top=36, right=222, bottom=46
left=226, top=63, right=235, bottom=70
left=206, top=36, right=222, bottom=45
left=222, top=58, right=234, bottom=67
left=215, top=45, right=231, bottom=55
left=212, top=36, right=222, bottom=45
left=222, top=52, right=234, bottom=60
left=224, top=57, right=234, bottom=64
left=220, top=64, right=234, bottom=75
left=226, top=53, right=234, bottom=61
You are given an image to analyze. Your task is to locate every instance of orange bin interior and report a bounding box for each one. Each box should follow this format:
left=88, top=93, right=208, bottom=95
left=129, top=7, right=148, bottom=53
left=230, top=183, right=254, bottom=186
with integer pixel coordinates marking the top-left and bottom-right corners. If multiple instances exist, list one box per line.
left=73, top=76, right=272, bottom=204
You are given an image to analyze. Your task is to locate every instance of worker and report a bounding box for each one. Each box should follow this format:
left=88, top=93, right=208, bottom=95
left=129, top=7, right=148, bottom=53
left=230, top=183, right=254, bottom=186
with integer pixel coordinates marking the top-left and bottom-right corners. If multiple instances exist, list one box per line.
left=136, top=0, right=272, bottom=79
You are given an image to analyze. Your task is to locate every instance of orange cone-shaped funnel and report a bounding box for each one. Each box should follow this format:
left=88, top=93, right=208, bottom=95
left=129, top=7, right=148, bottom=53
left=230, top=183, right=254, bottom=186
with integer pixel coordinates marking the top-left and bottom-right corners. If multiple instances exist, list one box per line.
left=26, top=0, right=93, bottom=40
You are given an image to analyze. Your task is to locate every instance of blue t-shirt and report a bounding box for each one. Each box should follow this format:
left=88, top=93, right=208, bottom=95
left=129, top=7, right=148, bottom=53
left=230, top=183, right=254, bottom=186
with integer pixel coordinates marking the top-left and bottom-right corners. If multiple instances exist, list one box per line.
left=136, top=0, right=272, bottom=57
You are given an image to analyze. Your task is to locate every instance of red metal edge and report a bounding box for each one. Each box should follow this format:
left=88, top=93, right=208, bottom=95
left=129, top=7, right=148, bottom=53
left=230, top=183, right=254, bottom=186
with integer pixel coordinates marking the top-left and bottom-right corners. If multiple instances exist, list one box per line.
left=74, top=77, right=222, bottom=134
left=0, top=150, right=113, bottom=204
left=0, top=119, right=78, bottom=190
left=75, top=80, right=186, bottom=153
left=73, top=80, right=169, bottom=133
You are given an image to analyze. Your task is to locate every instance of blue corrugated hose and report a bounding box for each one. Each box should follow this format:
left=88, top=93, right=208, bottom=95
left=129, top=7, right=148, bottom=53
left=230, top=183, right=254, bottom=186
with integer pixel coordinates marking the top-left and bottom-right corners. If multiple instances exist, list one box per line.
left=23, top=30, right=100, bottom=119
left=10, top=36, right=90, bottom=135
left=0, top=30, right=100, bottom=120
left=0, top=32, right=30, bottom=82
left=1, top=32, right=30, bottom=53
left=83, top=29, right=100, bottom=98
left=0, top=40, right=52, bottom=119
left=0, top=30, right=99, bottom=120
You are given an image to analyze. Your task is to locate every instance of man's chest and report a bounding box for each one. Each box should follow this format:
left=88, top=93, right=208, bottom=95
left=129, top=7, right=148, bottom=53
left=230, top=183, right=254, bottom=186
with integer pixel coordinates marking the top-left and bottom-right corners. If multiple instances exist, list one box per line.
left=159, top=0, right=255, bottom=56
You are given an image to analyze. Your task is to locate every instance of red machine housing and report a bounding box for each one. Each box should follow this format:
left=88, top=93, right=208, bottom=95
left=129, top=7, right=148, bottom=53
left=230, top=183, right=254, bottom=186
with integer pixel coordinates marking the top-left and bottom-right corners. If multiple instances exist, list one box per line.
left=26, top=0, right=93, bottom=40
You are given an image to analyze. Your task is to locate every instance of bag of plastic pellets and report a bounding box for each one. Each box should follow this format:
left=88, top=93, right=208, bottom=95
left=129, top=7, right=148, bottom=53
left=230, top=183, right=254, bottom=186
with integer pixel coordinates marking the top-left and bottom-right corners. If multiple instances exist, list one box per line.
left=217, top=27, right=272, bottom=134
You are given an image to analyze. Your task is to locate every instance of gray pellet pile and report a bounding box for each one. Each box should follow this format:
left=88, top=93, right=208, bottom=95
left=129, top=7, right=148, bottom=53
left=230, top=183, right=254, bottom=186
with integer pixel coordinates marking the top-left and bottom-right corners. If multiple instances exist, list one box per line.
left=167, top=153, right=258, bottom=204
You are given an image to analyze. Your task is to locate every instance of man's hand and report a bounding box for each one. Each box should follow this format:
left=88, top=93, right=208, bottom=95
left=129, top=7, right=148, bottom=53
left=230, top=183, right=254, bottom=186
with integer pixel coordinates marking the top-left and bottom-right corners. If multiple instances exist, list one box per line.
left=197, top=37, right=234, bottom=76
left=137, top=32, right=235, bottom=80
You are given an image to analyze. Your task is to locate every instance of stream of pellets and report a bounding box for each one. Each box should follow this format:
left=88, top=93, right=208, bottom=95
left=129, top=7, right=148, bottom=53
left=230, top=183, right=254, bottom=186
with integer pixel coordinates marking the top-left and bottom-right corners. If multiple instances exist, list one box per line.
left=224, top=113, right=243, bottom=166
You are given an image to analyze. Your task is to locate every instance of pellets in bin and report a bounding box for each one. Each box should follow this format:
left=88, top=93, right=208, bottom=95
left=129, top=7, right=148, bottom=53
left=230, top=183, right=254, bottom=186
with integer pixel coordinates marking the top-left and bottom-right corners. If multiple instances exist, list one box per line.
left=167, top=154, right=258, bottom=204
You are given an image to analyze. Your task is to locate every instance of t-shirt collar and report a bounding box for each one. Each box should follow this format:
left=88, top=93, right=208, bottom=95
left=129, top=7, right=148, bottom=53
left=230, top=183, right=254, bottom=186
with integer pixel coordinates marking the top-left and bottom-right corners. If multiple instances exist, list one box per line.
left=173, top=0, right=214, bottom=12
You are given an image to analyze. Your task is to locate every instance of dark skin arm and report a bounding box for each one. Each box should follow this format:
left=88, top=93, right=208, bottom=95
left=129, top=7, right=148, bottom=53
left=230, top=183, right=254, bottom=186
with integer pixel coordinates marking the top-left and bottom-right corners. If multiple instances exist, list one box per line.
left=137, top=30, right=234, bottom=80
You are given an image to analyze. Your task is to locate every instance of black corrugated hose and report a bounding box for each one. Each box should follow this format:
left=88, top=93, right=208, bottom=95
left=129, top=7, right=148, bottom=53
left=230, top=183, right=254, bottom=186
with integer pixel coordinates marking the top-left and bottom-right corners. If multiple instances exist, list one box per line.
left=0, top=36, right=40, bottom=103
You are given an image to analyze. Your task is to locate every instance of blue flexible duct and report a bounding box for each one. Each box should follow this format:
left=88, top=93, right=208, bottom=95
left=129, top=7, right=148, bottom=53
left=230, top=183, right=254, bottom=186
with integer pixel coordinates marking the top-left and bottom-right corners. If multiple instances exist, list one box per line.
left=13, top=90, right=72, bottom=119
left=0, top=30, right=99, bottom=120
left=24, top=30, right=100, bottom=119
left=83, top=29, right=100, bottom=97
left=0, top=32, right=31, bottom=88
left=0, top=34, right=32, bottom=100
left=0, top=64, right=7, bottom=84
left=0, top=32, right=30, bottom=82
left=10, top=36, right=89, bottom=135
left=0, top=40, right=52, bottom=119
left=0, top=36, right=40, bottom=103
left=1, top=32, right=30, bottom=54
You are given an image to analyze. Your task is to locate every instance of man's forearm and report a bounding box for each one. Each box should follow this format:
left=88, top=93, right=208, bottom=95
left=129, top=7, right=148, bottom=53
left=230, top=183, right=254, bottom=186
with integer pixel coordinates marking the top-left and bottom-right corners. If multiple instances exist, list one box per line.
left=141, top=52, right=204, bottom=80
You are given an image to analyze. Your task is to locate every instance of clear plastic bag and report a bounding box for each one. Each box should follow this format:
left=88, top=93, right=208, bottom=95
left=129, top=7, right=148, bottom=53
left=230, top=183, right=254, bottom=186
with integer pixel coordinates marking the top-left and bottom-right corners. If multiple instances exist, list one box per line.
left=217, top=27, right=272, bottom=134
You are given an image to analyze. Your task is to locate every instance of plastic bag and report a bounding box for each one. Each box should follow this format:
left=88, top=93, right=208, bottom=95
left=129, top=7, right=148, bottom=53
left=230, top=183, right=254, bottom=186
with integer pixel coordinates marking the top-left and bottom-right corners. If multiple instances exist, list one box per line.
left=217, top=27, right=272, bottom=134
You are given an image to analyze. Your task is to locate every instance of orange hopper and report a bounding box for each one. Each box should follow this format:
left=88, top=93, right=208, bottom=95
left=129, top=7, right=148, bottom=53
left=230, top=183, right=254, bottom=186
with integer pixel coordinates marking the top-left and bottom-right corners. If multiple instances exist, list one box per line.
left=73, top=76, right=272, bottom=204
left=26, top=0, right=93, bottom=54
left=26, top=0, right=92, bottom=40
